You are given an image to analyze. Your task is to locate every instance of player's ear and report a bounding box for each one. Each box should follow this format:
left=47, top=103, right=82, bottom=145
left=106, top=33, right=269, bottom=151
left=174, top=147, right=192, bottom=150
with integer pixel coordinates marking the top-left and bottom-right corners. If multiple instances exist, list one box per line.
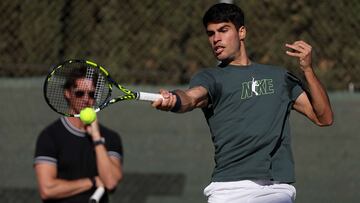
left=238, top=26, right=246, bottom=40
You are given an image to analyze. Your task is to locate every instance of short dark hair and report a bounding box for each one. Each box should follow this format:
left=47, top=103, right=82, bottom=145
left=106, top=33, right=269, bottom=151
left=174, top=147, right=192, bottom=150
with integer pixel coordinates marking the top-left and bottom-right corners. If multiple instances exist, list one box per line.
left=63, top=65, right=98, bottom=90
left=202, top=3, right=245, bottom=30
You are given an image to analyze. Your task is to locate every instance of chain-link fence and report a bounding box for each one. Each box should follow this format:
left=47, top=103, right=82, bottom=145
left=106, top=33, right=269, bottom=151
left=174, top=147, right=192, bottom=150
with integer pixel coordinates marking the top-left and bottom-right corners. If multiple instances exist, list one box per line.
left=0, top=0, right=359, bottom=89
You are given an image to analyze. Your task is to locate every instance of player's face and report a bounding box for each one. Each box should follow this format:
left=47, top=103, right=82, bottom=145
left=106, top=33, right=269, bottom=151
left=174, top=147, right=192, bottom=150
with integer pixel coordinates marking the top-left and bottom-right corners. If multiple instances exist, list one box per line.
left=65, top=78, right=96, bottom=114
left=206, top=22, right=243, bottom=62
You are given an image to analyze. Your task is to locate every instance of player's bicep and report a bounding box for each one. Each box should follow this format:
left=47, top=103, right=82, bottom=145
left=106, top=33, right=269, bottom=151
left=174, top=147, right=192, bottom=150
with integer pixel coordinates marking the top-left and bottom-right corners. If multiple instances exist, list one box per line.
left=293, top=92, right=318, bottom=123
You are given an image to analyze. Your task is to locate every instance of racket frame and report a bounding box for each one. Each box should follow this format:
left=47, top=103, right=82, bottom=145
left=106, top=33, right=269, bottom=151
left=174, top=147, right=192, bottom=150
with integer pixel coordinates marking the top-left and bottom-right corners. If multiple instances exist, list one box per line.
left=44, top=59, right=162, bottom=117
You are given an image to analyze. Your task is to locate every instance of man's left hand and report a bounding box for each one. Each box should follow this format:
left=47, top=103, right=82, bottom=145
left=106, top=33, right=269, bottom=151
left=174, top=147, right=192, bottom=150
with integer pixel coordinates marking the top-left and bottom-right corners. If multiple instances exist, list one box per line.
left=285, top=40, right=313, bottom=72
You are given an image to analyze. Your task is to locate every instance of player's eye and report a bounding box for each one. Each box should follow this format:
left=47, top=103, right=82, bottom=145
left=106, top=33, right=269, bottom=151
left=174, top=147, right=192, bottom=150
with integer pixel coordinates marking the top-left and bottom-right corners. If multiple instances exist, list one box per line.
left=206, top=31, right=214, bottom=37
left=219, top=27, right=228, bottom=33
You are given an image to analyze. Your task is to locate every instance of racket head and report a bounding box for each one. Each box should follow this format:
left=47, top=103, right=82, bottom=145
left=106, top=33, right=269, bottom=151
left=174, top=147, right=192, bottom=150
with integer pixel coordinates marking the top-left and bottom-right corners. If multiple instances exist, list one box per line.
left=43, top=59, right=111, bottom=117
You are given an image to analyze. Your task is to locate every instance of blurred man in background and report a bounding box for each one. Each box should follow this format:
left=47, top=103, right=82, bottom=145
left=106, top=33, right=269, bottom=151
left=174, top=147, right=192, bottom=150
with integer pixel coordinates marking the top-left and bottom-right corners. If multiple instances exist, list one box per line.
left=34, top=67, right=123, bottom=203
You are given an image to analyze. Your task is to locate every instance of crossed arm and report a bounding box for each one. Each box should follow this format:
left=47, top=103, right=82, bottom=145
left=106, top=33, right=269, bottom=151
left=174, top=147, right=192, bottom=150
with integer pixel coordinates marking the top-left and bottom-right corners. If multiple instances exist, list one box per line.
left=35, top=120, right=122, bottom=200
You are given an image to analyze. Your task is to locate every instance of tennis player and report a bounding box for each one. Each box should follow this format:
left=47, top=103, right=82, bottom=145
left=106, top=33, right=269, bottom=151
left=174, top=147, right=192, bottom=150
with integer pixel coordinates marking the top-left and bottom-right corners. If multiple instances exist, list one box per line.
left=34, top=67, right=123, bottom=202
left=152, top=3, right=333, bottom=203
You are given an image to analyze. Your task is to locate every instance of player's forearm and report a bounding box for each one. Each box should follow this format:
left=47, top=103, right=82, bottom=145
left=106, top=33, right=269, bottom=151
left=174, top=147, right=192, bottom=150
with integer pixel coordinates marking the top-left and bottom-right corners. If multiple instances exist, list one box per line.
left=303, top=69, right=333, bottom=125
left=39, top=178, right=92, bottom=200
left=173, top=88, right=208, bottom=113
left=172, top=90, right=196, bottom=112
left=94, top=145, right=122, bottom=190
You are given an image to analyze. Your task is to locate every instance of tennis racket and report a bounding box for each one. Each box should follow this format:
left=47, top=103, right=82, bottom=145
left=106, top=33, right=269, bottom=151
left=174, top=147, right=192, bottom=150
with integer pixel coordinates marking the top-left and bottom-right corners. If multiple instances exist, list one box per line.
left=89, top=186, right=105, bottom=203
left=43, top=59, right=163, bottom=117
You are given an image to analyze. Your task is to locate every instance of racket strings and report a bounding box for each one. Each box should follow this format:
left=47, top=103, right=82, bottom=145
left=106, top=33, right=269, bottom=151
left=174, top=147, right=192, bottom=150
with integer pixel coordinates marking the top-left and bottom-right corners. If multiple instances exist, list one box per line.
left=45, top=67, right=74, bottom=115
left=45, top=61, right=110, bottom=116
left=93, top=71, right=108, bottom=106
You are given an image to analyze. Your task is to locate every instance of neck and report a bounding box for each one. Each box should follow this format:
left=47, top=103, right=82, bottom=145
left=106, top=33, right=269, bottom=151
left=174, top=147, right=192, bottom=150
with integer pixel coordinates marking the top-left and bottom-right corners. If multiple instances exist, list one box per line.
left=227, top=40, right=251, bottom=66
left=229, top=58, right=251, bottom=66
left=67, top=117, right=86, bottom=130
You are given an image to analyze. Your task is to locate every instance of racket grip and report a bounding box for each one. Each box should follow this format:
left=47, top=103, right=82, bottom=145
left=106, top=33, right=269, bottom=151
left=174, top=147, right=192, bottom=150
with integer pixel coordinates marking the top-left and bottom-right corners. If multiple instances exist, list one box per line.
left=137, top=92, right=163, bottom=101
left=89, top=187, right=105, bottom=203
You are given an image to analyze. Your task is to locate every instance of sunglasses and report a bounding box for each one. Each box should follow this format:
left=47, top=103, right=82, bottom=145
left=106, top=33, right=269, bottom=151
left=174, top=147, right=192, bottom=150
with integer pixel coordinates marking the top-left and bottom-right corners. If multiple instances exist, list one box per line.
left=74, top=90, right=95, bottom=99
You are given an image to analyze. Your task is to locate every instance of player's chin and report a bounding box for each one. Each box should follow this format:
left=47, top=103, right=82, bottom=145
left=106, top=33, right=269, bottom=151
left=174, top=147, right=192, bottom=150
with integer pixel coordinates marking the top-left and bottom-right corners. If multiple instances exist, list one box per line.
left=214, top=52, right=228, bottom=61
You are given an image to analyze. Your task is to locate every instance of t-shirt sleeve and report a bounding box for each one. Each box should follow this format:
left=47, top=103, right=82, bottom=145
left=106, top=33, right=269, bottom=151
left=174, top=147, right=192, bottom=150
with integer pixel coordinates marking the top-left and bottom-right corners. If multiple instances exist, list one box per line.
left=34, top=129, right=57, bottom=165
left=104, top=131, right=123, bottom=161
left=285, top=71, right=304, bottom=101
left=189, top=70, right=217, bottom=105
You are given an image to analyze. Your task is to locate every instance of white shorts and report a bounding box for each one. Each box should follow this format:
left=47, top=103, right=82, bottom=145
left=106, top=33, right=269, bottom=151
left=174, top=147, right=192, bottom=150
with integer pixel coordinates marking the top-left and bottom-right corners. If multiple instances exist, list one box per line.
left=203, top=180, right=296, bottom=203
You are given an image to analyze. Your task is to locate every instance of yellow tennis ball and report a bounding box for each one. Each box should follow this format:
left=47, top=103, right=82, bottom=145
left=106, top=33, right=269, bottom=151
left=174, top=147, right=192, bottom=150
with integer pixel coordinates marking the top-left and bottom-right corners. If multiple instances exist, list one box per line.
left=80, top=107, right=96, bottom=124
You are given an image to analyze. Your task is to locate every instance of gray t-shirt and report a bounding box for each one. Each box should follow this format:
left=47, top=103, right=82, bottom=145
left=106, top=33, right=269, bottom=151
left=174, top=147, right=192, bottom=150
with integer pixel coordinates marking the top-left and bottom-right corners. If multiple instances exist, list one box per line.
left=189, top=63, right=304, bottom=183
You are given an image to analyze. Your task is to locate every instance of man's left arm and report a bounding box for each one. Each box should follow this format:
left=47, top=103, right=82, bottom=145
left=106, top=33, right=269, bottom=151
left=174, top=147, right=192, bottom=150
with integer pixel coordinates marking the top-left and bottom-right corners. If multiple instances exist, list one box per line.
left=286, top=40, right=333, bottom=126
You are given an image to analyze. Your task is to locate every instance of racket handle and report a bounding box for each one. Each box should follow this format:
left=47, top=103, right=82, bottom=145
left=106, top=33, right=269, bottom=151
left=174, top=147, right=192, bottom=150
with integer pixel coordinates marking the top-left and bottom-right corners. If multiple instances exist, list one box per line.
left=137, top=92, right=163, bottom=101
left=89, top=187, right=105, bottom=203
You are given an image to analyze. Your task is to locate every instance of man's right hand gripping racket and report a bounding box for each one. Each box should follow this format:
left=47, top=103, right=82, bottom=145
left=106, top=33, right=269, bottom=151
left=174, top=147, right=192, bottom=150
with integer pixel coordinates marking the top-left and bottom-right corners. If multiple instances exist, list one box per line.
left=43, top=59, right=163, bottom=117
